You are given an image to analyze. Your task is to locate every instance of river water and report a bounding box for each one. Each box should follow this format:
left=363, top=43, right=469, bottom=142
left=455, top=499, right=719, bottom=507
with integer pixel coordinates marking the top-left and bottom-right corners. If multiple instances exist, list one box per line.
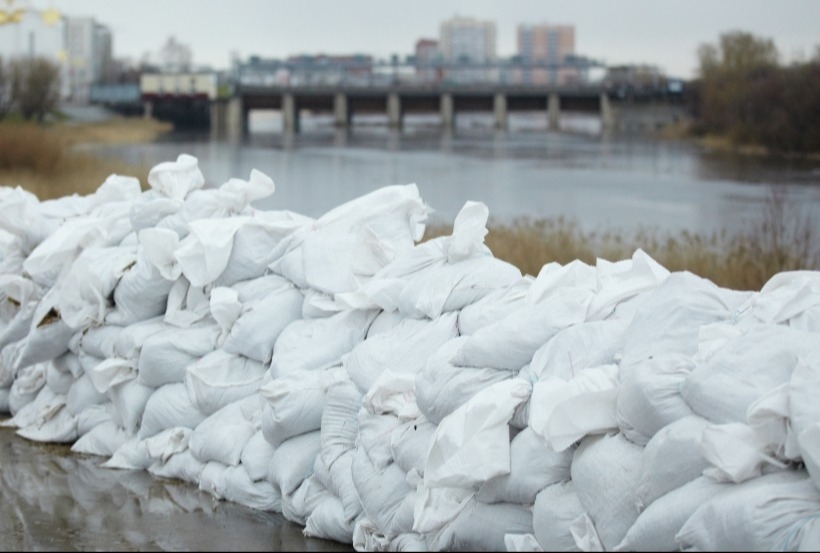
left=91, top=111, right=820, bottom=239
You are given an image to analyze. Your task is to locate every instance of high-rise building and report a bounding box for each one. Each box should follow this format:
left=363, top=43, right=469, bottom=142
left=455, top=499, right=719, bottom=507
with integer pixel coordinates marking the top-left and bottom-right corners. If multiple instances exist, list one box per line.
left=439, top=16, right=496, bottom=83
left=414, top=38, right=440, bottom=82
left=64, top=17, right=113, bottom=101
left=516, top=24, right=576, bottom=85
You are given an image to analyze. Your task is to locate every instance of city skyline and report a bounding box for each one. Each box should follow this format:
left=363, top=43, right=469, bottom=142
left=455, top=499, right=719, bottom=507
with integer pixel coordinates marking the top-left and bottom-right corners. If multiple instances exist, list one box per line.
left=18, top=0, right=820, bottom=79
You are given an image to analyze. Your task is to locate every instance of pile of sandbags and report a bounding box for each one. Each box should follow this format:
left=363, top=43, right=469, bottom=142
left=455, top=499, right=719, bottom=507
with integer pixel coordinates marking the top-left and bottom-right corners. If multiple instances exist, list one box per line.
left=1, top=153, right=819, bottom=552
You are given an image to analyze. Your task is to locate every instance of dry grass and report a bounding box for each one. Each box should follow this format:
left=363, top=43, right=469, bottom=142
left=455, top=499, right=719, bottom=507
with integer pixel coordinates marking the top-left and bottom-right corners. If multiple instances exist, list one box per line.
left=425, top=187, right=819, bottom=291
left=0, top=117, right=171, bottom=199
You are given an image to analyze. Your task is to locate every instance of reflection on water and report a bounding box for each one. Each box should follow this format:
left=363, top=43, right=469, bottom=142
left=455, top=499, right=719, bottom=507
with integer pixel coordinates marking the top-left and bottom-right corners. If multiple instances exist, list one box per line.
left=91, top=112, right=820, bottom=239
left=0, top=427, right=351, bottom=552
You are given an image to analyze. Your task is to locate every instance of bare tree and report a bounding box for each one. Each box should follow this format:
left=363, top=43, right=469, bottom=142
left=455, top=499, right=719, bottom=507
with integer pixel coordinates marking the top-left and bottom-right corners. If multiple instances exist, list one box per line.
left=10, top=56, right=61, bottom=123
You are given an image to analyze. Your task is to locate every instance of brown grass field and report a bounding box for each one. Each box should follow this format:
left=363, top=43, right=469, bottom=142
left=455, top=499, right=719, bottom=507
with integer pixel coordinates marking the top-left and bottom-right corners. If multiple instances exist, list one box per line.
left=1, top=117, right=817, bottom=292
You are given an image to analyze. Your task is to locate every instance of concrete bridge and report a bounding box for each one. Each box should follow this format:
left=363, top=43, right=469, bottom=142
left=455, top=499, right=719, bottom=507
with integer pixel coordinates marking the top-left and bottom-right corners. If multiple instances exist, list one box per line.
left=209, top=84, right=687, bottom=138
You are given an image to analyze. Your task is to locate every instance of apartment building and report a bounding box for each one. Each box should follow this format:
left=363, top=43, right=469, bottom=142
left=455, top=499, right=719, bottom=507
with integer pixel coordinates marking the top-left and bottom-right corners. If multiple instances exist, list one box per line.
left=516, top=23, right=577, bottom=85
left=439, top=16, right=496, bottom=83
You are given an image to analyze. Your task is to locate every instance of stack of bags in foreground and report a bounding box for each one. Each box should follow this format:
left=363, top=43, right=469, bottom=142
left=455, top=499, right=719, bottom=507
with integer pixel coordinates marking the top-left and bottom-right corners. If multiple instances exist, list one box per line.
left=1, top=153, right=819, bottom=552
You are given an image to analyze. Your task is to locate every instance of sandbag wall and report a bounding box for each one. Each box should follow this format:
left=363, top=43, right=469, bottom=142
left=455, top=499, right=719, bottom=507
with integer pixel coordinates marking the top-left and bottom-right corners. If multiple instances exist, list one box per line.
left=1, top=153, right=820, bottom=552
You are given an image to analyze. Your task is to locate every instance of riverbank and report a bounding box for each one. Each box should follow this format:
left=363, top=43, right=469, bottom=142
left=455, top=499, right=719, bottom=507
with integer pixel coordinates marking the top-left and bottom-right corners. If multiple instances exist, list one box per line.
left=0, top=113, right=171, bottom=199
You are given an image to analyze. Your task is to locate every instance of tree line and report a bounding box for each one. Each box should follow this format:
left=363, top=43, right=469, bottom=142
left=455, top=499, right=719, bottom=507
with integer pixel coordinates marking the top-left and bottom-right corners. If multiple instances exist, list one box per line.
left=0, top=56, right=61, bottom=123
left=688, top=31, right=820, bottom=155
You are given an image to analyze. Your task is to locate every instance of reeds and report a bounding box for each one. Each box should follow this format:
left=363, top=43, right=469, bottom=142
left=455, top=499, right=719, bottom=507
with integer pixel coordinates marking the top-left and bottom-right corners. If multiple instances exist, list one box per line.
left=426, top=186, right=819, bottom=291
left=0, top=119, right=169, bottom=199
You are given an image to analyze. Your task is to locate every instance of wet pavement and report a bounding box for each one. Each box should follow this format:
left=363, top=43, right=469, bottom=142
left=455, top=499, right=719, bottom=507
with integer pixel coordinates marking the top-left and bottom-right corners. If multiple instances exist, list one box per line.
left=0, top=426, right=353, bottom=552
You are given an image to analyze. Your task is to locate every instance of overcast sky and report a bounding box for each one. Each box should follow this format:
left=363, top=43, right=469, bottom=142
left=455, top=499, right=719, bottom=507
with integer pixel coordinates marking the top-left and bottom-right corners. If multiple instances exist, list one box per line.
left=48, top=0, right=820, bottom=78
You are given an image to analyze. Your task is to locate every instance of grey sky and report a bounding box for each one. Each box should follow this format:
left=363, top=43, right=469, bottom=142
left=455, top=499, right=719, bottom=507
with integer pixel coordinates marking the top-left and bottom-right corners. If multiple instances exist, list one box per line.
left=51, top=0, right=820, bottom=78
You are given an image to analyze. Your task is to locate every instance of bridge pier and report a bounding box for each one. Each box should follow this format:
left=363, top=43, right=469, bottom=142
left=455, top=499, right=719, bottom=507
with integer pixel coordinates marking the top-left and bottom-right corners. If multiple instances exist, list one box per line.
left=334, top=93, right=349, bottom=127
left=493, top=93, right=507, bottom=129
left=226, top=97, right=246, bottom=140
left=440, top=93, right=454, bottom=130
left=143, top=100, right=153, bottom=120
left=210, top=100, right=227, bottom=139
left=387, top=93, right=402, bottom=128
left=283, top=93, right=299, bottom=133
left=600, top=92, right=615, bottom=131
left=548, top=93, right=561, bottom=131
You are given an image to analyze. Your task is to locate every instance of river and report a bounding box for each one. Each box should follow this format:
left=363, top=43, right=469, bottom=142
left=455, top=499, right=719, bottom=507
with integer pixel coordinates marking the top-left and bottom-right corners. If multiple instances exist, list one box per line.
left=90, top=111, right=820, bottom=240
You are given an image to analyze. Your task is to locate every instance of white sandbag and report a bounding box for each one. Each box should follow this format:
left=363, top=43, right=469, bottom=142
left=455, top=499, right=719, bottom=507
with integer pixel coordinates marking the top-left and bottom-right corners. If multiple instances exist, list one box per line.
left=148, top=448, right=206, bottom=486
left=344, top=313, right=458, bottom=393
left=532, top=481, right=586, bottom=552
left=57, top=245, right=138, bottom=330
left=13, top=289, right=74, bottom=370
left=222, top=282, right=304, bottom=363
left=616, top=476, right=730, bottom=552
left=739, top=270, right=820, bottom=327
left=299, top=184, right=429, bottom=295
left=529, top=364, right=620, bottom=452
left=571, top=433, right=644, bottom=551
left=268, top=430, right=322, bottom=495
left=300, top=287, right=345, bottom=318
left=266, top=234, right=310, bottom=290
left=70, top=420, right=129, bottom=457
left=75, top=403, right=114, bottom=437
left=65, top=372, right=108, bottom=417
left=424, top=378, right=531, bottom=489
left=2, top=383, right=58, bottom=428
left=102, top=435, right=152, bottom=470
left=240, top=430, right=276, bottom=482
left=174, top=216, right=249, bottom=287
left=304, top=494, right=356, bottom=545
left=525, top=259, right=596, bottom=306
left=428, top=498, right=534, bottom=552
left=259, top=367, right=345, bottom=447
left=789, top=356, right=820, bottom=445
left=230, top=273, right=293, bottom=303
left=800, top=423, right=820, bottom=493
left=112, top=316, right=168, bottom=360
left=0, top=387, right=9, bottom=413
left=269, top=309, right=378, bottom=378
left=144, top=426, right=192, bottom=468
left=78, top=324, right=122, bottom=359
left=699, top=422, right=788, bottom=483
left=529, top=319, right=628, bottom=380
left=390, top=417, right=437, bottom=476
left=189, top=396, right=258, bottom=467
left=0, top=298, right=36, bottom=354
left=358, top=411, right=405, bottom=472
left=320, top=377, right=363, bottom=467
left=353, top=516, right=391, bottom=552
left=616, top=353, right=696, bottom=445
left=163, top=277, right=210, bottom=327
left=88, top=357, right=137, bottom=394
left=635, top=415, right=712, bottom=510
left=185, top=350, right=266, bottom=415
left=618, top=271, right=751, bottom=369
left=478, top=427, right=573, bottom=505
left=0, top=186, right=59, bottom=254
left=106, top=249, right=175, bottom=326
left=138, top=382, right=207, bottom=440
left=505, top=533, right=544, bottom=553
left=415, top=340, right=514, bottom=425
left=208, top=286, right=241, bottom=344
left=367, top=308, right=404, bottom=338
left=362, top=370, right=420, bottom=421
left=146, top=153, right=205, bottom=201
left=316, top=448, right=363, bottom=523
left=108, top=379, right=154, bottom=433
left=676, top=470, right=820, bottom=551
left=8, top=362, right=46, bottom=415
left=213, top=212, right=310, bottom=288
left=45, top=358, right=75, bottom=395
left=681, top=323, right=819, bottom=424
left=15, top=399, right=78, bottom=443
left=352, top=444, right=415, bottom=540
left=451, top=292, right=591, bottom=371
left=200, top=461, right=282, bottom=512
left=457, top=276, right=532, bottom=336
left=137, top=322, right=220, bottom=389
left=282, top=474, right=333, bottom=526
left=586, top=249, right=670, bottom=321
left=397, top=255, right=521, bottom=320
